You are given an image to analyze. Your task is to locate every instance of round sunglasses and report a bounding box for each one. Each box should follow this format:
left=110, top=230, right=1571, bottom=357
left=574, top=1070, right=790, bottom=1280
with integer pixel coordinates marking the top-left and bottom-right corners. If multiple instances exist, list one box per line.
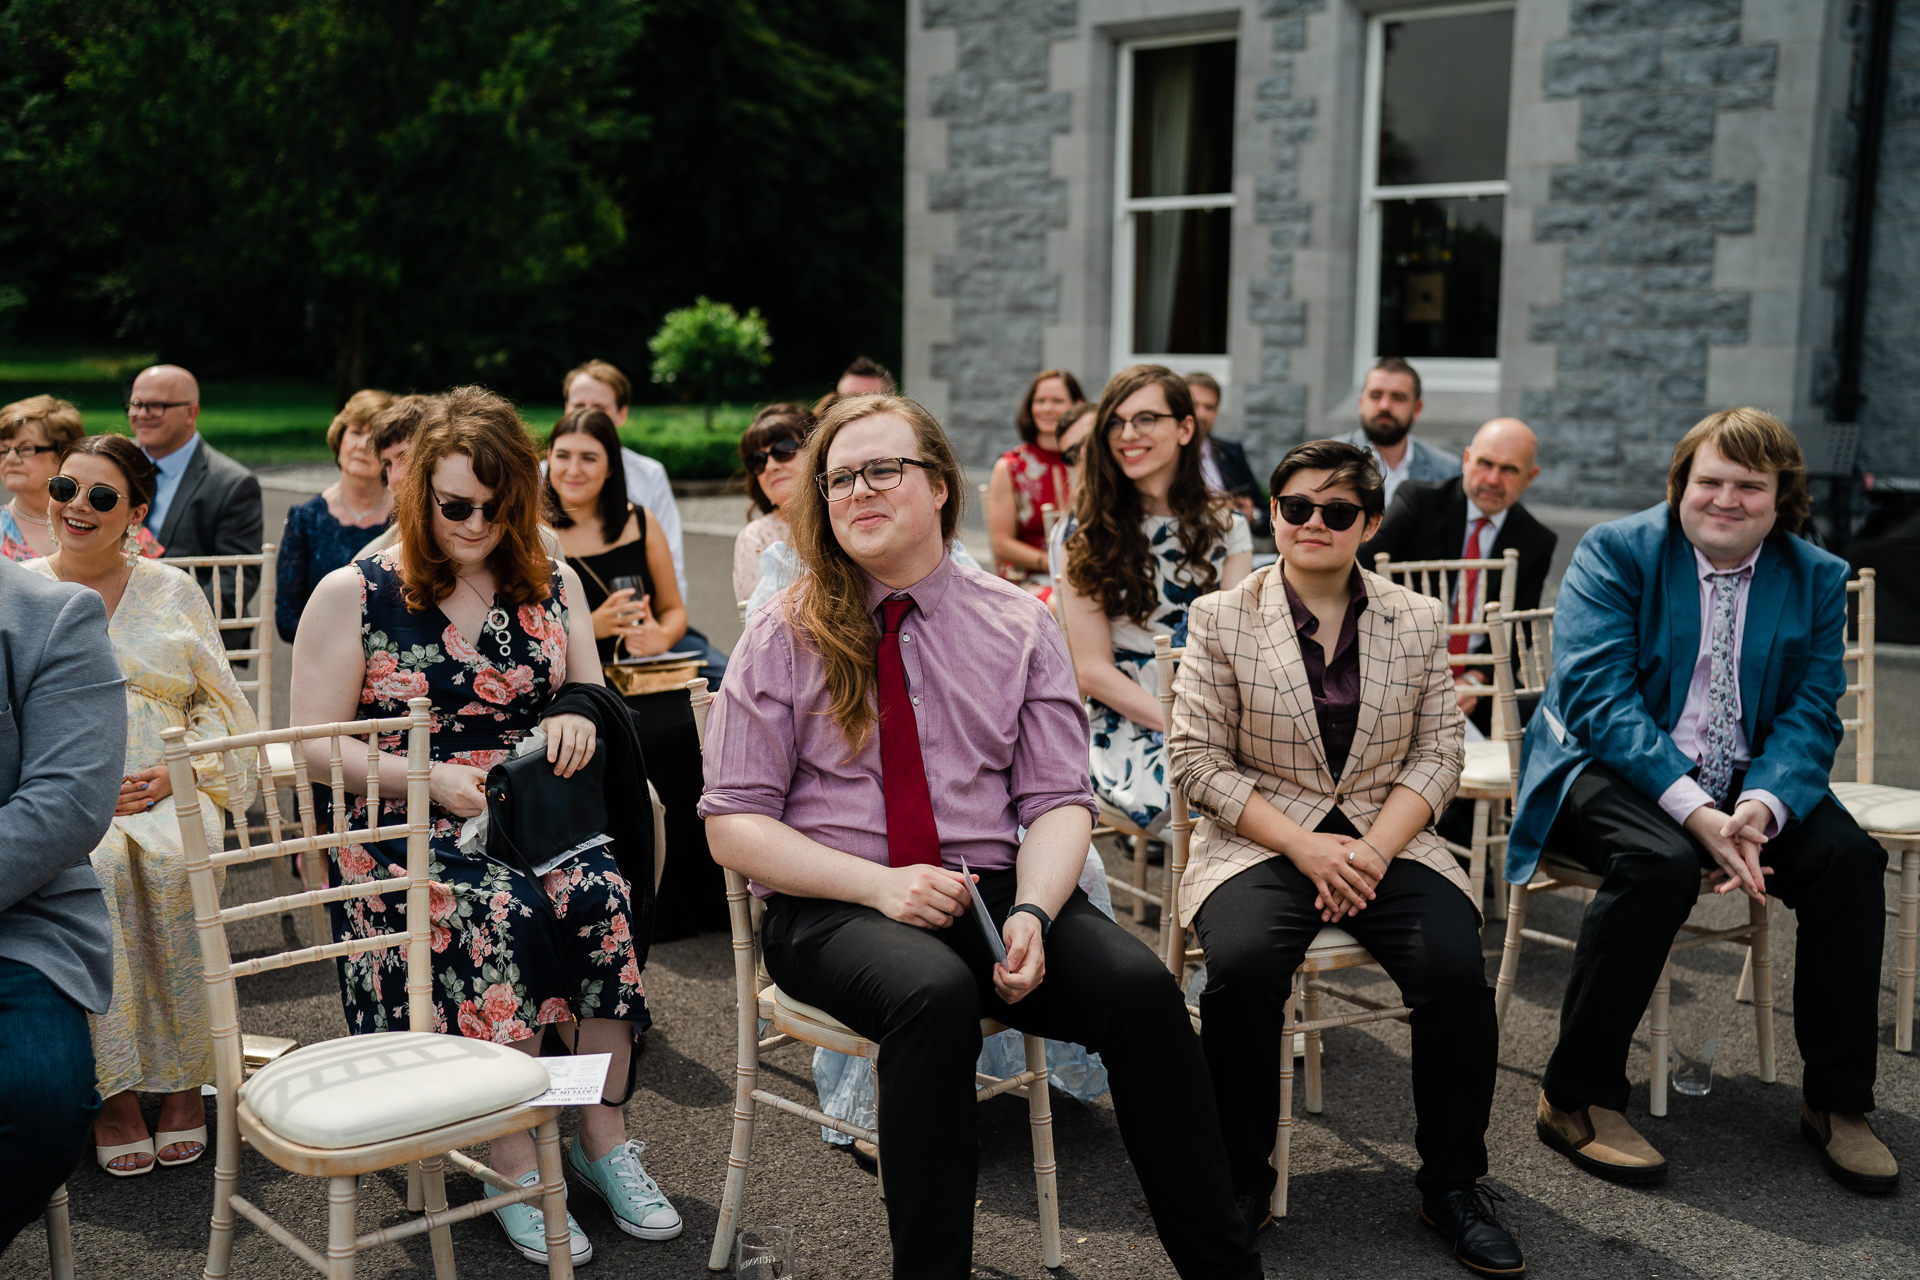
left=48, top=475, right=132, bottom=511
left=745, top=437, right=803, bottom=475
left=1274, top=496, right=1365, bottom=531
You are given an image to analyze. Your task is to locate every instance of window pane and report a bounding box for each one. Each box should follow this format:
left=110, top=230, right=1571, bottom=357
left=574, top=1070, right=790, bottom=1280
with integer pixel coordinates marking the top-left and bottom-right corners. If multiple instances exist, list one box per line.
left=1131, top=41, right=1237, bottom=198
left=1134, top=207, right=1231, bottom=354
left=1376, top=196, right=1503, bottom=359
left=1378, top=12, right=1514, bottom=186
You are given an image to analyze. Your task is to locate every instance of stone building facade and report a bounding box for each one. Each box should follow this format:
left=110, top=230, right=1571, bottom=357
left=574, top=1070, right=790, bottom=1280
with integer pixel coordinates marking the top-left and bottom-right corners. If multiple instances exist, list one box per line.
left=904, top=0, right=1914, bottom=506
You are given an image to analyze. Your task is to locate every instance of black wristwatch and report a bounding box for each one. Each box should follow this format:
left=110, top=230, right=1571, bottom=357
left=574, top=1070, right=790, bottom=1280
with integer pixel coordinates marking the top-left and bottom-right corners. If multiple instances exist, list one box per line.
left=1007, top=903, right=1052, bottom=937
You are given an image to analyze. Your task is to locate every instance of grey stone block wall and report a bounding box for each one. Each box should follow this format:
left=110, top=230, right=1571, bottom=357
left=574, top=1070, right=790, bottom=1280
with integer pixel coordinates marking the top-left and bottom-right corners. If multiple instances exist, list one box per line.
left=1522, top=0, right=1778, bottom=506
left=1855, top=0, right=1920, bottom=475
left=921, top=0, right=1079, bottom=470
left=1240, top=1, right=1326, bottom=468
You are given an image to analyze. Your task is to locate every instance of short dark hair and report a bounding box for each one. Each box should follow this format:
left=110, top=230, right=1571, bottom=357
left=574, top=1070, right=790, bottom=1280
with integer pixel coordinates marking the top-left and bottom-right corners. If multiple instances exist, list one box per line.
left=739, top=401, right=815, bottom=514
left=1667, top=407, right=1812, bottom=535
left=1268, top=440, right=1386, bottom=518
left=1014, top=369, right=1085, bottom=445
left=370, top=394, right=441, bottom=454
left=1366, top=356, right=1422, bottom=402
left=840, top=356, right=896, bottom=393
left=63, top=433, right=159, bottom=512
left=563, top=359, right=632, bottom=409
left=1184, top=371, right=1222, bottom=397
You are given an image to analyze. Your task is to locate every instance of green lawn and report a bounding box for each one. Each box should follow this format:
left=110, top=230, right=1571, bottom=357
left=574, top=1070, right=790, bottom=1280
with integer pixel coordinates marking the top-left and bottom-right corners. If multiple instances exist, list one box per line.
left=0, top=364, right=757, bottom=473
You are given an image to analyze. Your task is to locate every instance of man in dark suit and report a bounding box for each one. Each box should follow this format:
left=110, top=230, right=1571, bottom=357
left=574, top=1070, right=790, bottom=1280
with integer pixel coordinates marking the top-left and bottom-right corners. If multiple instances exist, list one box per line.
left=1363, top=417, right=1557, bottom=735
left=1186, top=372, right=1270, bottom=537
left=128, top=364, right=263, bottom=634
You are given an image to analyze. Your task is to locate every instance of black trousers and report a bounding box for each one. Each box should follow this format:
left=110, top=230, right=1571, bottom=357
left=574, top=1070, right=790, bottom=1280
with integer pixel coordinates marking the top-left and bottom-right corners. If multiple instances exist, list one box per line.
left=762, top=868, right=1260, bottom=1280
left=1541, top=762, right=1887, bottom=1115
left=1192, top=810, right=1497, bottom=1198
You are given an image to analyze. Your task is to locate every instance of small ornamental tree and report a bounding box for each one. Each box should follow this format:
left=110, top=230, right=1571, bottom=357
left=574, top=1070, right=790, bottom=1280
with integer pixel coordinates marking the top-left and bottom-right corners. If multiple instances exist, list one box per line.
left=648, top=297, right=772, bottom=428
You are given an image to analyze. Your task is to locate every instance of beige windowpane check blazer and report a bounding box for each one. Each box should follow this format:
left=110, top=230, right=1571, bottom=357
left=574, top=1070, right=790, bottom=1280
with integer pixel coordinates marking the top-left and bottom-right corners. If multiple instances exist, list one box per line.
left=1167, top=564, right=1470, bottom=927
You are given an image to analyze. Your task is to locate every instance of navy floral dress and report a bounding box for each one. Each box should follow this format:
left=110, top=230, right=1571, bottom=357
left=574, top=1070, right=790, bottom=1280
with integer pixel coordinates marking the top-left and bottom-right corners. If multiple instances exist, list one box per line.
left=327, top=550, right=647, bottom=1042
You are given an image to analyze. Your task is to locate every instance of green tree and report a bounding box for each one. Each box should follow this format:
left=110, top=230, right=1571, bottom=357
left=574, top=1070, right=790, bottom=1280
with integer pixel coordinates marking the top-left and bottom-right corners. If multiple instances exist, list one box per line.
left=648, top=297, right=771, bottom=428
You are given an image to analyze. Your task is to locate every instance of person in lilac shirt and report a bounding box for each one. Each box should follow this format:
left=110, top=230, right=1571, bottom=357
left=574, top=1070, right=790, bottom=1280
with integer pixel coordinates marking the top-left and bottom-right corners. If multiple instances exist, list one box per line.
left=700, top=395, right=1261, bottom=1280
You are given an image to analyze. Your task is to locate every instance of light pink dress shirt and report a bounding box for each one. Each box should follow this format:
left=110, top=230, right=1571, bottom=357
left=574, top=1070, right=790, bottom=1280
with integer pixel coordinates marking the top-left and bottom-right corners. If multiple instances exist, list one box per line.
left=698, top=551, right=1099, bottom=897
left=1656, top=543, right=1787, bottom=834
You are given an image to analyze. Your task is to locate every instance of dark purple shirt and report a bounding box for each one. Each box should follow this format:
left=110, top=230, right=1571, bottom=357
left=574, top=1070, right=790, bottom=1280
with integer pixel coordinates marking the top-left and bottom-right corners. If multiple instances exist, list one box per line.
left=1281, top=567, right=1368, bottom=781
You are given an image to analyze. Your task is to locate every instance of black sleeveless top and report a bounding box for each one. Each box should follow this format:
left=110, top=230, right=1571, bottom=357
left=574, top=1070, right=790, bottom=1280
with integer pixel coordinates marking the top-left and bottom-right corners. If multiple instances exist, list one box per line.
left=565, top=506, right=652, bottom=665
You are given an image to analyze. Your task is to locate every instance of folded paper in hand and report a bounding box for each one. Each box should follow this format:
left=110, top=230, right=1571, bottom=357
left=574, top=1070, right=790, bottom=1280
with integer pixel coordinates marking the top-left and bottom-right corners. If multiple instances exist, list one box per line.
left=959, top=857, right=1007, bottom=966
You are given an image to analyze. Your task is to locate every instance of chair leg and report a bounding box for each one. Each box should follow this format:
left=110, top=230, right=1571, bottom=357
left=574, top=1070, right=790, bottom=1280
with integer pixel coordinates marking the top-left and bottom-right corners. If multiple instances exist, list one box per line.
left=1131, top=832, right=1150, bottom=926
left=1271, top=980, right=1297, bottom=1220
left=1734, top=947, right=1755, bottom=1004
left=205, top=1090, right=243, bottom=1280
left=326, top=1174, right=359, bottom=1280
left=708, top=1047, right=761, bottom=1270
left=43, top=1184, right=73, bottom=1280
left=269, top=852, right=301, bottom=949
left=1021, top=1034, right=1062, bottom=1269
left=407, top=1161, right=424, bottom=1212
left=533, top=1118, right=573, bottom=1280
left=1302, top=983, right=1323, bottom=1116
left=1487, top=804, right=1509, bottom=922
left=1649, top=956, right=1672, bottom=1118
left=1468, top=800, right=1490, bottom=921
left=1898, top=848, right=1918, bottom=1055
left=1494, top=881, right=1528, bottom=1031
left=1750, top=897, right=1775, bottom=1084
left=419, top=1156, right=455, bottom=1280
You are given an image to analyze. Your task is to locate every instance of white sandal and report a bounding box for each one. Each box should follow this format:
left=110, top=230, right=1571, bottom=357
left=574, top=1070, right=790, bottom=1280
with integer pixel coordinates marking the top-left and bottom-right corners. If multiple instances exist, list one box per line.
left=155, top=1126, right=209, bottom=1167
left=96, top=1138, right=156, bottom=1177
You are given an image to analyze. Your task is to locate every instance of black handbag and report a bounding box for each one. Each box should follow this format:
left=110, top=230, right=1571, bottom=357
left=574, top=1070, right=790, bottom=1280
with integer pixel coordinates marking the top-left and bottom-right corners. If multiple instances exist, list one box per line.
left=484, top=741, right=609, bottom=916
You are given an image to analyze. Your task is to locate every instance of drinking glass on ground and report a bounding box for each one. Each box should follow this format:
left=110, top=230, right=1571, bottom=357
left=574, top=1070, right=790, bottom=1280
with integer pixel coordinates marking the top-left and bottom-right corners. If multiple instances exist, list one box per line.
left=735, top=1225, right=796, bottom=1278
left=1672, top=1034, right=1716, bottom=1097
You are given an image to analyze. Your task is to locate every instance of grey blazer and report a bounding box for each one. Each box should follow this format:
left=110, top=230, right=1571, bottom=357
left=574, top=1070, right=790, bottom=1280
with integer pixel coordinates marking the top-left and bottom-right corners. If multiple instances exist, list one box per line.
left=1341, top=427, right=1460, bottom=484
left=155, top=437, right=264, bottom=628
left=0, top=557, right=127, bottom=1012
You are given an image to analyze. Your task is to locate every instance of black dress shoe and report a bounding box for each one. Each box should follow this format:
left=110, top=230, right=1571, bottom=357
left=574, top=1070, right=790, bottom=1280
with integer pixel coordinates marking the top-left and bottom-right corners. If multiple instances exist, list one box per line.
left=1421, top=1184, right=1525, bottom=1276
left=1233, top=1191, right=1273, bottom=1236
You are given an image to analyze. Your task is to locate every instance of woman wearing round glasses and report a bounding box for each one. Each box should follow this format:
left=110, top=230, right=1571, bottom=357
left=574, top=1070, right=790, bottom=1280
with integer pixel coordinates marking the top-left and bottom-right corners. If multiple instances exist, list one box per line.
left=292, top=388, right=680, bottom=1262
left=985, top=368, right=1084, bottom=589
left=730, top=402, right=815, bottom=603
left=2, top=397, right=164, bottom=561
left=1060, top=364, right=1251, bottom=833
left=1165, top=441, right=1516, bottom=1270
left=24, top=434, right=258, bottom=1176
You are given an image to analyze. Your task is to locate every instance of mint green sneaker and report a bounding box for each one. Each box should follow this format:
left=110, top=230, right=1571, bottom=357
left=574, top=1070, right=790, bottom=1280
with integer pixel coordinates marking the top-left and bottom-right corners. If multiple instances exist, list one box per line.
left=566, top=1138, right=683, bottom=1240
left=486, top=1169, right=593, bottom=1266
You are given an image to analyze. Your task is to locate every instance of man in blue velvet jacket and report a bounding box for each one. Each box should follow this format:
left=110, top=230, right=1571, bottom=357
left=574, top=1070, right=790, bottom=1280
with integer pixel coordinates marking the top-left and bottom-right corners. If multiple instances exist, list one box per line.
left=1507, top=409, right=1896, bottom=1194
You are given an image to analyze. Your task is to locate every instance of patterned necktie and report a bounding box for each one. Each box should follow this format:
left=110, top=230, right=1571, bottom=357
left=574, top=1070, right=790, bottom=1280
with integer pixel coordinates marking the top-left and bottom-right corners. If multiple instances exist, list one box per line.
left=1449, top=516, right=1492, bottom=674
left=1696, top=569, right=1747, bottom=807
left=876, top=597, right=941, bottom=868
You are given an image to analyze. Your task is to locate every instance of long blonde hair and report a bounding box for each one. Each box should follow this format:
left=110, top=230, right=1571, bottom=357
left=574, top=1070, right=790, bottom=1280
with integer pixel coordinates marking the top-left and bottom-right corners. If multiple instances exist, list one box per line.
left=785, top=394, right=964, bottom=752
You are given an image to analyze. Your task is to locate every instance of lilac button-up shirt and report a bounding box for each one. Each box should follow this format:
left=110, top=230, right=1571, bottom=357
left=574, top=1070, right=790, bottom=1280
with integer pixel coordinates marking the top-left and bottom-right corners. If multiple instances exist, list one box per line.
left=698, top=551, right=1099, bottom=896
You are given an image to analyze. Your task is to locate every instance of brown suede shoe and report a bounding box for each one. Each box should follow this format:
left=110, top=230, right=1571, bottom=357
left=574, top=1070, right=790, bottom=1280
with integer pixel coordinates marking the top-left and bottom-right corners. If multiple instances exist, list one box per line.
left=1535, top=1092, right=1667, bottom=1184
left=1801, top=1104, right=1899, bottom=1193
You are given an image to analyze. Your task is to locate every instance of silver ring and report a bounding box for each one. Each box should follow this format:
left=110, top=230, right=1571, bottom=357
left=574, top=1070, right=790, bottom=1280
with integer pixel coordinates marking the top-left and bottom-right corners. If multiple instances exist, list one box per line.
left=1346, top=849, right=1355, bottom=864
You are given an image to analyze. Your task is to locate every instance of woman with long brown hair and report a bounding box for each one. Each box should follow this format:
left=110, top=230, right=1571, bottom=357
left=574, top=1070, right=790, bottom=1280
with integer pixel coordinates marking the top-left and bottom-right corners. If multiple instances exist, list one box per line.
left=1060, top=365, right=1251, bottom=832
left=292, top=386, right=680, bottom=1264
left=985, top=368, right=1083, bottom=588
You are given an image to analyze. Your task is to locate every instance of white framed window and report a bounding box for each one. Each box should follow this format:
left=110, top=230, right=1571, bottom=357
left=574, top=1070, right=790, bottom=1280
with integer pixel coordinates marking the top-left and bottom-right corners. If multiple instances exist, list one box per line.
left=1111, top=34, right=1239, bottom=385
left=1355, top=2, right=1515, bottom=395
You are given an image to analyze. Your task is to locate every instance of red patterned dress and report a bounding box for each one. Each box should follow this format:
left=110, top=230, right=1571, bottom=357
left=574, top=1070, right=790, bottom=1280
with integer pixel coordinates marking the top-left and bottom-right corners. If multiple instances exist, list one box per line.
left=326, top=549, right=647, bottom=1041
left=996, top=440, right=1068, bottom=584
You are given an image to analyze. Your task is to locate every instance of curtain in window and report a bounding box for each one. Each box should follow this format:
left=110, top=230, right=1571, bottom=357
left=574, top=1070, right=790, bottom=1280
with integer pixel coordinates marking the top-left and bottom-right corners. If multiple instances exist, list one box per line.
left=1140, top=49, right=1193, bottom=354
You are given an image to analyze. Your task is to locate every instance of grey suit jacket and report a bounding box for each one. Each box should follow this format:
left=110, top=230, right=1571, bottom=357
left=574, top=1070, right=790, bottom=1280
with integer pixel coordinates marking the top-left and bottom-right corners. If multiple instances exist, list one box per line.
left=1341, top=427, right=1460, bottom=483
left=0, top=558, right=127, bottom=1011
left=155, top=437, right=264, bottom=632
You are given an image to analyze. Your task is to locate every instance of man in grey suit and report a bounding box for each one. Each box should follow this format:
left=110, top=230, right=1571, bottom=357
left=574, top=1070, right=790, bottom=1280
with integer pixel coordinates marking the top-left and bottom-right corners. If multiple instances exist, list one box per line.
left=128, top=364, right=263, bottom=637
left=1342, top=356, right=1460, bottom=507
left=0, top=556, right=126, bottom=1245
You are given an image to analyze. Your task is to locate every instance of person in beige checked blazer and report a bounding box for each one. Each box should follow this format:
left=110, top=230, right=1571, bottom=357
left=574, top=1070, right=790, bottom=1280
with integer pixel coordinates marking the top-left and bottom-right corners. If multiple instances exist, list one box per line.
left=1168, top=439, right=1521, bottom=1277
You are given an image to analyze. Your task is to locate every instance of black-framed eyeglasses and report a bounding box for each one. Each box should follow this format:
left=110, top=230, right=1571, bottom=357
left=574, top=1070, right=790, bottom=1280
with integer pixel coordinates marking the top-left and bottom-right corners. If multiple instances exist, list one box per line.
left=1104, top=410, right=1180, bottom=438
left=432, top=491, right=501, bottom=523
left=817, top=457, right=934, bottom=502
left=1275, top=496, right=1364, bottom=532
left=48, top=475, right=129, bottom=512
left=1060, top=441, right=1085, bottom=467
left=127, top=399, right=194, bottom=417
left=0, top=442, right=54, bottom=460
left=746, top=437, right=804, bottom=475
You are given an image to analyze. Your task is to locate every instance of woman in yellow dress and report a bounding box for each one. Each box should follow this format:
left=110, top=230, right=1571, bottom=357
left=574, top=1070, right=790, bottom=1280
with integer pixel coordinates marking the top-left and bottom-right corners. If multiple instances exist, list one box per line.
left=25, top=434, right=257, bottom=1176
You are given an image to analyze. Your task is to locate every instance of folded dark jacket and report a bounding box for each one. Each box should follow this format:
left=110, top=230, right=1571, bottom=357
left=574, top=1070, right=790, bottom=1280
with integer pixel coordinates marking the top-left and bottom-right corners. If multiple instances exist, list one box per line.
left=541, top=680, right=656, bottom=972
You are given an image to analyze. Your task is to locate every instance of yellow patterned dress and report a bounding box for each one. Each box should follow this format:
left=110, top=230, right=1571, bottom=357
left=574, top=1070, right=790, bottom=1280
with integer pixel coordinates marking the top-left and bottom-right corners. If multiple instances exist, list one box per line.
left=25, top=555, right=257, bottom=1095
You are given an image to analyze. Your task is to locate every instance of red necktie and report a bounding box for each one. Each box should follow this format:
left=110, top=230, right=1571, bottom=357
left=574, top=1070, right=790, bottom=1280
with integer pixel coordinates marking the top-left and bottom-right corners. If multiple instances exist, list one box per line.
left=876, top=597, right=942, bottom=868
left=1449, top=516, right=1492, bottom=675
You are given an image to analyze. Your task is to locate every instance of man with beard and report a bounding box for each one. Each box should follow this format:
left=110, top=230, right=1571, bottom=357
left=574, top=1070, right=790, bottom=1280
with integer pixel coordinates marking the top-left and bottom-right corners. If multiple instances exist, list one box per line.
left=1342, top=356, right=1457, bottom=506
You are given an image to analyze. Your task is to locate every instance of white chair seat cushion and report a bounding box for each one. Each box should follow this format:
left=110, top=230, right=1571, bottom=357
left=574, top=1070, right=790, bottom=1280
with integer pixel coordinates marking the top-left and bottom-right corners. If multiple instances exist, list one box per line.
left=1831, top=781, right=1920, bottom=833
left=767, top=984, right=1008, bottom=1041
left=263, top=740, right=298, bottom=786
left=243, top=1031, right=550, bottom=1149
left=1309, top=925, right=1359, bottom=951
left=1461, top=741, right=1512, bottom=789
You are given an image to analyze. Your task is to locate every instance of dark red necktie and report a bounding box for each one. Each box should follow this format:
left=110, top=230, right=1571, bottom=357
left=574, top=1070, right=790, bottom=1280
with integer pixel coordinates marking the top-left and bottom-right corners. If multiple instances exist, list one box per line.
left=876, top=597, right=942, bottom=868
left=1449, top=516, right=1491, bottom=677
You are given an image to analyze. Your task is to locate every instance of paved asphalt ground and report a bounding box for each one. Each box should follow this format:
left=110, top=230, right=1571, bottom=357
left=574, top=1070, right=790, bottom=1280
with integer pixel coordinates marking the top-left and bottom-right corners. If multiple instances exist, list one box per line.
left=5, top=484, right=1917, bottom=1279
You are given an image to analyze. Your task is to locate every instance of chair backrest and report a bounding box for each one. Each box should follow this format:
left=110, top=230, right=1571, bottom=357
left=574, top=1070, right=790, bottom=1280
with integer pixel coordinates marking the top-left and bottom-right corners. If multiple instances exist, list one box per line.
left=1373, top=548, right=1519, bottom=690
left=1151, top=636, right=1189, bottom=977
left=163, top=544, right=277, bottom=727
left=1845, top=569, right=1876, bottom=785
left=1486, top=603, right=1555, bottom=784
left=164, top=696, right=433, bottom=1105
left=737, top=599, right=750, bottom=626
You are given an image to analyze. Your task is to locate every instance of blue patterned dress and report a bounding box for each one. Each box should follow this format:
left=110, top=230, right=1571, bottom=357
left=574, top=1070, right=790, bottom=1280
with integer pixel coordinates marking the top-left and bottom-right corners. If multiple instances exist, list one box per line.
left=1087, top=512, right=1250, bottom=832
left=326, top=550, right=647, bottom=1042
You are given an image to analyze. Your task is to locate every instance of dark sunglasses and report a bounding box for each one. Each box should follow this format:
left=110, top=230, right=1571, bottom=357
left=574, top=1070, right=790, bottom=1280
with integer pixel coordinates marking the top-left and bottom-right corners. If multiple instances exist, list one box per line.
left=432, top=492, right=501, bottom=523
left=48, top=475, right=129, bottom=511
left=1275, top=496, right=1364, bottom=532
left=745, top=438, right=803, bottom=475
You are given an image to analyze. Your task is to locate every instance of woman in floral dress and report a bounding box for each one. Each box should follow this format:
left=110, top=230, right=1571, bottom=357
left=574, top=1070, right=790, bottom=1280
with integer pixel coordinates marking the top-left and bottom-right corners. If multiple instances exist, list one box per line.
left=985, top=368, right=1083, bottom=588
left=292, top=386, right=678, bottom=1264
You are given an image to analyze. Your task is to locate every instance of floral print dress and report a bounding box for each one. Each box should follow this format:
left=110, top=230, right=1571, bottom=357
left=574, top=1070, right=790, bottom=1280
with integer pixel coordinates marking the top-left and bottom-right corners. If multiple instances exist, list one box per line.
left=996, top=441, right=1068, bottom=585
left=1087, top=512, right=1250, bottom=832
left=328, top=550, right=647, bottom=1042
